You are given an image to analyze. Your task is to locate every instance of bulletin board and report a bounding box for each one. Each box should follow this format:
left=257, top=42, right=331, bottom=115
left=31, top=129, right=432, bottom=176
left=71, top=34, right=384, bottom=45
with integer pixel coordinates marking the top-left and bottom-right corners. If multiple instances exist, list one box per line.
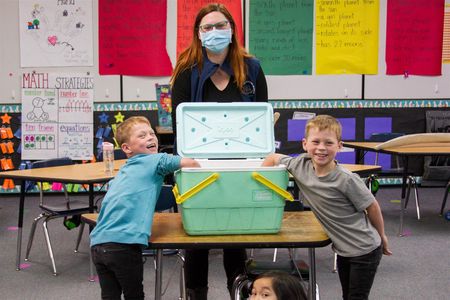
left=0, top=0, right=121, bottom=104
left=1, top=1, right=450, bottom=103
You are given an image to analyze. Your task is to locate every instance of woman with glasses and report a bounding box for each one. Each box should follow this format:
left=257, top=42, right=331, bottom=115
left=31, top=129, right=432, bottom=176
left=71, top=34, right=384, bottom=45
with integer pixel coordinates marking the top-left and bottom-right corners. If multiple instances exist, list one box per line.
left=170, top=3, right=268, bottom=300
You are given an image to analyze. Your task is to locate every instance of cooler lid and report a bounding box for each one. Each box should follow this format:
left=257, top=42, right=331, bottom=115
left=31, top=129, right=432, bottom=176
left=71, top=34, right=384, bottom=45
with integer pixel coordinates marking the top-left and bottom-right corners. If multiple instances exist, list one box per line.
left=176, top=102, right=275, bottom=159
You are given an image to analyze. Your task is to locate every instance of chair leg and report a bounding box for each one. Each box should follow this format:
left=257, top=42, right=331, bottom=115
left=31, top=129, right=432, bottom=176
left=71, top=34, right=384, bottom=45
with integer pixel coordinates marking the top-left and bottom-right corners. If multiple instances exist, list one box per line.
left=405, top=176, right=420, bottom=220
left=272, top=248, right=278, bottom=262
left=332, top=252, right=337, bottom=273
left=177, top=252, right=186, bottom=300
left=411, top=177, right=420, bottom=220
left=42, top=218, right=58, bottom=275
left=231, top=274, right=249, bottom=300
left=74, top=222, right=85, bottom=253
left=404, top=177, right=413, bottom=209
left=25, top=213, right=46, bottom=261
left=440, top=182, right=450, bottom=215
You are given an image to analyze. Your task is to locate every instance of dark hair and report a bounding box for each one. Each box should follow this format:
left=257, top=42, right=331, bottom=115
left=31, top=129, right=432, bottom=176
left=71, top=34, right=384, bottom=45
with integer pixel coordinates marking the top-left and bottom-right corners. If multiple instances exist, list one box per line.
left=254, top=271, right=308, bottom=300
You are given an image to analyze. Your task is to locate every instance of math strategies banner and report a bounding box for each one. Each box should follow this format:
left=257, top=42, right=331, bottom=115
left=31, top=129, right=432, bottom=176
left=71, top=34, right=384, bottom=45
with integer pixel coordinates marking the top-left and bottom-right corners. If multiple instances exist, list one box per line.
left=21, top=72, right=94, bottom=160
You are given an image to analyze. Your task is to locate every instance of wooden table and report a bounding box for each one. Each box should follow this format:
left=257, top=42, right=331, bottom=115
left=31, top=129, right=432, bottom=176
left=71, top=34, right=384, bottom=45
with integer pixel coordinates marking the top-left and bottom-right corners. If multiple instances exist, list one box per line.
left=82, top=212, right=331, bottom=300
left=343, top=141, right=450, bottom=235
left=340, top=163, right=381, bottom=175
left=0, top=159, right=126, bottom=271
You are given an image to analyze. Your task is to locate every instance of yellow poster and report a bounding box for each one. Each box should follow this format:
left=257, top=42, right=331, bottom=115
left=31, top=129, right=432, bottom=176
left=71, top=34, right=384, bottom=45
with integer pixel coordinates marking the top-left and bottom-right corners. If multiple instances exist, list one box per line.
left=316, top=0, right=379, bottom=74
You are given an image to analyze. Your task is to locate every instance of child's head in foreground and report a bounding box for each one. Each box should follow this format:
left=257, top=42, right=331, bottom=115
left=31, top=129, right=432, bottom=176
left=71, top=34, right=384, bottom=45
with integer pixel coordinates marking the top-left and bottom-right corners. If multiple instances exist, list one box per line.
left=116, top=116, right=158, bottom=157
left=250, top=271, right=307, bottom=300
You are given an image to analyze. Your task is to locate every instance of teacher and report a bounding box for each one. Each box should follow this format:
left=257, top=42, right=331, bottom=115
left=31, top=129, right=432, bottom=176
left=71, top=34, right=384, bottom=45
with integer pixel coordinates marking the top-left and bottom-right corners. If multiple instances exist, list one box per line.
left=170, top=3, right=268, bottom=299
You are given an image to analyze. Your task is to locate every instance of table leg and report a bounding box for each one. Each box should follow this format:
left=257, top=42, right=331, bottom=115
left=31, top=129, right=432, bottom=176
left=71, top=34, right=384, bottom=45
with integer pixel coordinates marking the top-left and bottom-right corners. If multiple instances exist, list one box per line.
left=399, top=156, right=409, bottom=237
left=88, top=183, right=94, bottom=213
left=308, top=248, right=316, bottom=300
left=89, top=249, right=95, bottom=282
left=88, top=183, right=96, bottom=281
left=88, top=183, right=95, bottom=234
left=155, top=249, right=163, bottom=300
left=16, top=181, right=26, bottom=271
left=354, top=149, right=365, bottom=164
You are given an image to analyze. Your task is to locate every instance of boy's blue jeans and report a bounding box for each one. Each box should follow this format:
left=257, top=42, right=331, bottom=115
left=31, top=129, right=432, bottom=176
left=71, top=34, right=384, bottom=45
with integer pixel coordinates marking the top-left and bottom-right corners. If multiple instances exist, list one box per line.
left=337, top=244, right=383, bottom=300
left=91, top=242, right=144, bottom=300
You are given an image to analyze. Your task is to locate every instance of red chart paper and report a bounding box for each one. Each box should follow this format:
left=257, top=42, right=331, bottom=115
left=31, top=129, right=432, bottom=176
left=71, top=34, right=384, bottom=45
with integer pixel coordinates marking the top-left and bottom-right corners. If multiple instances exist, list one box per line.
left=386, top=0, right=445, bottom=76
left=99, top=0, right=172, bottom=76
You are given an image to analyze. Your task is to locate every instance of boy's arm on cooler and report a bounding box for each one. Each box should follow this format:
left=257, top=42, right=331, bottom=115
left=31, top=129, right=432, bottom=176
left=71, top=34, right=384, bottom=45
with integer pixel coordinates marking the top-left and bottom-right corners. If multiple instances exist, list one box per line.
left=366, top=200, right=393, bottom=256
left=180, top=158, right=200, bottom=168
left=261, top=153, right=284, bottom=166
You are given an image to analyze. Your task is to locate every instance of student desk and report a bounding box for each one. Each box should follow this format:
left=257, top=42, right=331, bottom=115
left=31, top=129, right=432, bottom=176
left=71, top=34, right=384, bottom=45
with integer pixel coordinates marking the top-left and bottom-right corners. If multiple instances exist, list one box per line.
left=340, top=163, right=381, bottom=175
left=0, top=159, right=126, bottom=271
left=81, top=211, right=330, bottom=300
left=343, top=141, right=450, bottom=235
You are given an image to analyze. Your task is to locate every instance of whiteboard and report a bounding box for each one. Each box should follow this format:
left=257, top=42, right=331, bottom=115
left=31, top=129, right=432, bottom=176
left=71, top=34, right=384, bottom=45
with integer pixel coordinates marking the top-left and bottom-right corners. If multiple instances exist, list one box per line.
left=364, top=0, right=450, bottom=99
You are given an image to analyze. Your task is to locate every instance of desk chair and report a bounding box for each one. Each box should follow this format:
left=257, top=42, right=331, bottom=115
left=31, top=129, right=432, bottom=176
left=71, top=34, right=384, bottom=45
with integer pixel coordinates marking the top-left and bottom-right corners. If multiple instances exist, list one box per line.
left=24, top=157, right=91, bottom=275
left=368, top=133, right=421, bottom=220
left=142, top=184, right=186, bottom=300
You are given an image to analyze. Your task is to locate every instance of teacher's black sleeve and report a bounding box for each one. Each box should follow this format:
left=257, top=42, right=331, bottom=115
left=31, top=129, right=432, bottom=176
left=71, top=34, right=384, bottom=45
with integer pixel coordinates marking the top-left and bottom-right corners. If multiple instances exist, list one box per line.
left=171, top=69, right=192, bottom=136
left=255, top=66, right=268, bottom=102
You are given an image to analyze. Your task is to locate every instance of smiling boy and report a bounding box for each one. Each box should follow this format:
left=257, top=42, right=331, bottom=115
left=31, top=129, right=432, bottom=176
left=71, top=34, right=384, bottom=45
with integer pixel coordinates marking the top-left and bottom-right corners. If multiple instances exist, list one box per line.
left=90, top=116, right=199, bottom=299
left=262, top=115, right=391, bottom=300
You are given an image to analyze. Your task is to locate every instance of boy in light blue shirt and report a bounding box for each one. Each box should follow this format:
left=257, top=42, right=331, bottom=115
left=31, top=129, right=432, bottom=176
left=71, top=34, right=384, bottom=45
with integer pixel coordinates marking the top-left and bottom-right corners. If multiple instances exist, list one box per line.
left=90, top=116, right=199, bottom=299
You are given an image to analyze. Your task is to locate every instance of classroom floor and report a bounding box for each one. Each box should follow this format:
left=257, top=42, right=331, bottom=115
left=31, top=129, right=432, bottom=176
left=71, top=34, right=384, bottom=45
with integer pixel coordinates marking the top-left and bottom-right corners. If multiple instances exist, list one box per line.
left=0, top=186, right=449, bottom=300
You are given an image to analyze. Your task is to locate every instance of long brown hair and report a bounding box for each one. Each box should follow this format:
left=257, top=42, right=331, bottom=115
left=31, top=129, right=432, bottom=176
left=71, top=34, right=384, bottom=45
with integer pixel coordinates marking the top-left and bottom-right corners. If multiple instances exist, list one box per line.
left=170, top=3, right=252, bottom=91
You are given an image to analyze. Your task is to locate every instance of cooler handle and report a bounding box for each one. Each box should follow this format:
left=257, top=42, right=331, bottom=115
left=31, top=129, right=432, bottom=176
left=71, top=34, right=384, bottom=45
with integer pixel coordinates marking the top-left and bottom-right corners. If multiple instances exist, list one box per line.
left=173, top=173, right=220, bottom=204
left=251, top=172, right=294, bottom=202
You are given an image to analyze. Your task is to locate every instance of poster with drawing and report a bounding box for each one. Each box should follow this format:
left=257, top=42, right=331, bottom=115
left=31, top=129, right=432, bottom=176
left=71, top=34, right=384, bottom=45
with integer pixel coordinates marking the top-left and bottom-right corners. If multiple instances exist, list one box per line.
left=19, top=0, right=93, bottom=67
left=21, top=72, right=94, bottom=160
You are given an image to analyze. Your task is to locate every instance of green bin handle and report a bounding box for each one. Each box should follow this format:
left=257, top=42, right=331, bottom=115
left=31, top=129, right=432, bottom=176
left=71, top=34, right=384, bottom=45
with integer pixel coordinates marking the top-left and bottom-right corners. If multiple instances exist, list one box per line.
left=173, top=173, right=220, bottom=204
left=251, top=172, right=294, bottom=201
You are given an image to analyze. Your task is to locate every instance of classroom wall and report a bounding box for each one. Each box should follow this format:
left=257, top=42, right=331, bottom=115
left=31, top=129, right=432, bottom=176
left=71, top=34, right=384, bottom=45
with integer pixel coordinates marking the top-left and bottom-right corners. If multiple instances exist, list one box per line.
left=1, top=0, right=450, bottom=103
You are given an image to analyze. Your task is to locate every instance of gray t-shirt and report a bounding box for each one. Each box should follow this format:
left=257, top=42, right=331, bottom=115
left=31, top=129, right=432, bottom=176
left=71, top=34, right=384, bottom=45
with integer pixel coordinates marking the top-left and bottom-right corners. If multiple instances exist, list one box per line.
left=280, top=154, right=381, bottom=257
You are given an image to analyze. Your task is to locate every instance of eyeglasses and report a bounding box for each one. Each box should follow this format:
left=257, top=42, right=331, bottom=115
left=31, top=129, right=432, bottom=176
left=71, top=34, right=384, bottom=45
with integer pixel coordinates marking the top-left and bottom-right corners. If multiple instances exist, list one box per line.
left=199, top=20, right=230, bottom=32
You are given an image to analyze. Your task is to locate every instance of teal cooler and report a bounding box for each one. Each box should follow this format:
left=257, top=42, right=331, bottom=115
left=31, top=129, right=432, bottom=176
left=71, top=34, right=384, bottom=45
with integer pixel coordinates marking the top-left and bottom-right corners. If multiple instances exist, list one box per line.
left=173, top=103, right=293, bottom=235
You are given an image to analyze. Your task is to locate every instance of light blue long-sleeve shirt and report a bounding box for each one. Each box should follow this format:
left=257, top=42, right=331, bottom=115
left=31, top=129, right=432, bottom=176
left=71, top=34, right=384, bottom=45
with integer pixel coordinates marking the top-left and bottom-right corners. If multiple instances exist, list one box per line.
left=90, top=153, right=181, bottom=247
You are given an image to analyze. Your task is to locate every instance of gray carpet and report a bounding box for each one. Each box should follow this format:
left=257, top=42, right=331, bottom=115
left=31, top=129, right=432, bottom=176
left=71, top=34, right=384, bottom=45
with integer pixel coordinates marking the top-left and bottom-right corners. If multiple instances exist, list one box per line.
left=0, top=186, right=449, bottom=299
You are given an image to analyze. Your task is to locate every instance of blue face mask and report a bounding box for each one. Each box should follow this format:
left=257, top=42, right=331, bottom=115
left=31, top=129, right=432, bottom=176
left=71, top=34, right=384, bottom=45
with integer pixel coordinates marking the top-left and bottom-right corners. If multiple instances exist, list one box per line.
left=199, top=29, right=232, bottom=53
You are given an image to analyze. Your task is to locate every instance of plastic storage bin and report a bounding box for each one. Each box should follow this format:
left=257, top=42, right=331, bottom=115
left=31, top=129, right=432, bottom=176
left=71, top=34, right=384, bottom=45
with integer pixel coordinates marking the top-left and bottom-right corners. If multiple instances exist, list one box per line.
left=173, top=103, right=293, bottom=235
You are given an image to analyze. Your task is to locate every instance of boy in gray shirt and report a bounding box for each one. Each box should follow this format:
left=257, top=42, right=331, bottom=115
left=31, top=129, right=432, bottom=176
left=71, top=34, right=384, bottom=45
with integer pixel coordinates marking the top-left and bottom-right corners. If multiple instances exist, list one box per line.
left=262, top=115, right=392, bottom=300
